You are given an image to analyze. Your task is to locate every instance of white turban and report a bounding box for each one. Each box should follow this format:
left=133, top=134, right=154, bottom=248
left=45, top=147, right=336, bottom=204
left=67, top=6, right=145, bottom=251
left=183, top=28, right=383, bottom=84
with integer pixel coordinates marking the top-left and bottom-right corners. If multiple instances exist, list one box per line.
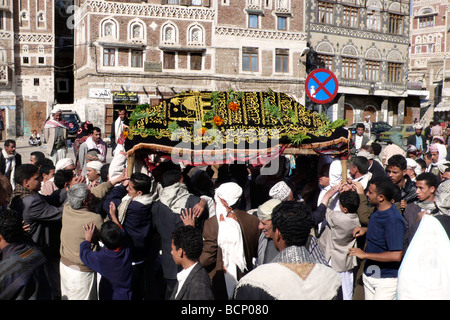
left=257, top=199, right=281, bottom=221
left=214, top=182, right=245, bottom=299
left=269, top=181, right=292, bottom=201
left=438, top=161, right=450, bottom=174
left=357, top=150, right=375, bottom=160
left=413, top=123, right=423, bottom=130
left=435, top=179, right=450, bottom=216
left=406, top=158, right=422, bottom=177
left=86, top=160, right=103, bottom=173
left=55, top=158, right=74, bottom=172
left=51, top=108, right=62, bottom=114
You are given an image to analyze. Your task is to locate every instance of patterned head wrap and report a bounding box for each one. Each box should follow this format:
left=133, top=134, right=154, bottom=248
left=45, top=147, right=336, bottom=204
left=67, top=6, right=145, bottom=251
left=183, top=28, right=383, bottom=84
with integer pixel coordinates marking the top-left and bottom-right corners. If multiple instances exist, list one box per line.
left=269, top=181, right=292, bottom=201
left=435, top=179, right=450, bottom=216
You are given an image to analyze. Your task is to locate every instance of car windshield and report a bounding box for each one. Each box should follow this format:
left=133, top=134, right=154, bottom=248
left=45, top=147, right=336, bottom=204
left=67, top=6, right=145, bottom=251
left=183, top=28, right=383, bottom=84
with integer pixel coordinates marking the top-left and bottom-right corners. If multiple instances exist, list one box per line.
left=390, top=125, right=403, bottom=132
left=62, top=114, right=79, bottom=123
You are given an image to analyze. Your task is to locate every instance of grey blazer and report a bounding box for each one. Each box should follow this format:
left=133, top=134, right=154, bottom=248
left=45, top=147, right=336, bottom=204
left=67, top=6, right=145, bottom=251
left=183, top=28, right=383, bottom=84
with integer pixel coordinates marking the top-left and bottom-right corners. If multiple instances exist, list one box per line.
left=169, top=262, right=215, bottom=300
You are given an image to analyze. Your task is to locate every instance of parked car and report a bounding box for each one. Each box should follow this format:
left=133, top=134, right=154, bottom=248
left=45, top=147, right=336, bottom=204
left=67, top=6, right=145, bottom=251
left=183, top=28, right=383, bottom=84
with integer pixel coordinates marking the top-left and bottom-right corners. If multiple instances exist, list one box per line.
left=379, top=124, right=418, bottom=145
left=346, top=121, right=392, bottom=142
left=41, top=110, right=81, bottom=144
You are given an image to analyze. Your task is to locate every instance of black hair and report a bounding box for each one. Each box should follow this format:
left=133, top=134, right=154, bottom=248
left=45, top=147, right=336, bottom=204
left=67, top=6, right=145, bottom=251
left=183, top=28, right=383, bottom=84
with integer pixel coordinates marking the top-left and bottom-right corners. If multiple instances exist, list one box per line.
left=54, top=169, right=74, bottom=189
left=100, top=164, right=110, bottom=182
left=425, top=152, right=432, bottom=160
left=129, top=172, right=152, bottom=195
left=415, top=158, right=427, bottom=170
left=41, top=158, right=54, bottom=167
left=162, top=169, right=182, bottom=188
left=0, top=209, right=26, bottom=244
left=39, top=164, right=55, bottom=179
left=319, top=163, right=331, bottom=177
left=271, top=201, right=313, bottom=247
left=387, top=154, right=407, bottom=171
left=172, top=225, right=203, bottom=261
left=14, top=164, right=39, bottom=186
left=350, top=156, right=369, bottom=174
left=369, top=178, right=396, bottom=202
left=92, top=126, right=101, bottom=133
left=371, top=142, right=382, bottom=156
left=30, top=151, right=46, bottom=167
left=100, top=221, right=123, bottom=250
left=416, top=172, right=439, bottom=189
left=339, top=190, right=360, bottom=213
left=4, top=139, right=15, bottom=147
left=356, top=123, right=365, bottom=130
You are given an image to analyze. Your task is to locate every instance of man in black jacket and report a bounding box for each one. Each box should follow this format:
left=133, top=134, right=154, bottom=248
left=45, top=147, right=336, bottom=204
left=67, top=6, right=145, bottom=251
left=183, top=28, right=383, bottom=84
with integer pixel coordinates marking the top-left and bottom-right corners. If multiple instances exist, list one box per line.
left=151, top=169, right=208, bottom=299
left=386, top=155, right=417, bottom=211
left=0, top=208, right=51, bottom=300
left=169, top=225, right=214, bottom=300
left=0, top=139, right=22, bottom=187
left=406, top=123, right=427, bottom=156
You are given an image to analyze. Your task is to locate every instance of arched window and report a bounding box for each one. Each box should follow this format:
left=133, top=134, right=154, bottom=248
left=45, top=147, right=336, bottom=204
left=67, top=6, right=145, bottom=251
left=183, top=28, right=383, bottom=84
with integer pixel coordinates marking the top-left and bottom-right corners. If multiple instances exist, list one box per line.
left=129, top=20, right=146, bottom=41
left=20, top=11, right=29, bottom=28
left=101, top=19, right=118, bottom=39
left=188, top=25, right=204, bottom=45
left=162, top=23, right=178, bottom=44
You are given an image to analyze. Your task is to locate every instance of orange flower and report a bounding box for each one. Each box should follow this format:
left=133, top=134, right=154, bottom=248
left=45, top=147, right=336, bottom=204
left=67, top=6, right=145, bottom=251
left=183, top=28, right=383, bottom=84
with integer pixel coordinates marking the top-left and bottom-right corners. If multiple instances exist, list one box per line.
left=197, top=127, right=207, bottom=136
left=228, top=101, right=240, bottom=111
left=213, top=116, right=224, bottom=126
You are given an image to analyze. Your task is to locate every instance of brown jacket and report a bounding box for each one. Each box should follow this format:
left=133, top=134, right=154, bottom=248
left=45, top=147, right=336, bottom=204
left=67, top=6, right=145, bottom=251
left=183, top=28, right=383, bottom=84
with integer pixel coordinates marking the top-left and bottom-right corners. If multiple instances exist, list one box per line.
left=200, top=209, right=260, bottom=300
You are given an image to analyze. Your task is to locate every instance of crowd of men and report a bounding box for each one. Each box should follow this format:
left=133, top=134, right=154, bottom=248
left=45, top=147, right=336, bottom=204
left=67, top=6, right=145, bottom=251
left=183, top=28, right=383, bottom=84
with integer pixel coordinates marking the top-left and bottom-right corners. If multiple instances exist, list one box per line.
left=0, top=112, right=450, bottom=301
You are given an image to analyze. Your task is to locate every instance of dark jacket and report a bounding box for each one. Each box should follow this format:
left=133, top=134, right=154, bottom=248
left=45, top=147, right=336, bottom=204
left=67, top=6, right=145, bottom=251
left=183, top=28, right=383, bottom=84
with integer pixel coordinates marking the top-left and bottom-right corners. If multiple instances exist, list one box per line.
left=104, top=185, right=153, bottom=263
left=151, top=194, right=206, bottom=281
left=0, top=151, right=22, bottom=178
left=10, top=190, right=66, bottom=259
left=400, top=175, right=417, bottom=205
left=406, top=134, right=427, bottom=151
left=169, top=262, right=214, bottom=300
left=80, top=239, right=133, bottom=300
left=0, top=243, right=51, bottom=300
left=369, top=160, right=388, bottom=180
left=350, top=134, right=370, bottom=155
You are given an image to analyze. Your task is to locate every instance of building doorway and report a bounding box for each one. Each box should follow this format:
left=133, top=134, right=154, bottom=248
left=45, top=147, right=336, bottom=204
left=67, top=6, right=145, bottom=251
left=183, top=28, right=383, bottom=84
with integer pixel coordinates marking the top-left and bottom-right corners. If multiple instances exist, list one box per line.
left=344, top=104, right=355, bottom=125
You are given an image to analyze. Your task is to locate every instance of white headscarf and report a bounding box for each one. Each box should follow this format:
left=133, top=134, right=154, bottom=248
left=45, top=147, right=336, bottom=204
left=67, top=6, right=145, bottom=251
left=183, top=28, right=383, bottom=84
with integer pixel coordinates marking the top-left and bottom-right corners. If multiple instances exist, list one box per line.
left=86, top=160, right=103, bottom=173
left=55, top=158, right=74, bottom=172
left=214, top=182, right=246, bottom=299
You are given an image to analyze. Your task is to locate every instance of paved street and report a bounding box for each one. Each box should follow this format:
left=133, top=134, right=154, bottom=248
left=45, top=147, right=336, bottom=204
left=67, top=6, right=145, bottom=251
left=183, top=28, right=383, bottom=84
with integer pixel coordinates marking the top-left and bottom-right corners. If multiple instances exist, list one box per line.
left=13, top=137, right=113, bottom=165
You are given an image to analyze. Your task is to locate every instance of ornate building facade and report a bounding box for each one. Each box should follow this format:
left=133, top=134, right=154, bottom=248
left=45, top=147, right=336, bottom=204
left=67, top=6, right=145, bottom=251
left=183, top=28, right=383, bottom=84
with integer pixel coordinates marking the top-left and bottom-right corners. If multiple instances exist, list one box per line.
left=0, top=0, right=74, bottom=139
left=409, top=0, right=448, bottom=122
left=409, top=0, right=445, bottom=122
left=305, top=0, right=415, bottom=126
left=72, top=0, right=309, bottom=137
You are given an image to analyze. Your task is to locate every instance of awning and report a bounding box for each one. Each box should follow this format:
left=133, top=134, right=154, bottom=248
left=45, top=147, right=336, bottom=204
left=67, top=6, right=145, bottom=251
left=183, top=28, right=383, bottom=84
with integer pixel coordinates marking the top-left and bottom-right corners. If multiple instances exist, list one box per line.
left=434, top=102, right=450, bottom=112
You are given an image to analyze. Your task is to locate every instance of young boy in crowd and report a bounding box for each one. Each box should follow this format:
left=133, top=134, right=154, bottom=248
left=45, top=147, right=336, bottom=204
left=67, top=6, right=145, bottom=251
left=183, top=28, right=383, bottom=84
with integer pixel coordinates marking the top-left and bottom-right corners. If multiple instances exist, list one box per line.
left=318, top=188, right=361, bottom=300
left=39, top=163, right=56, bottom=195
left=80, top=217, right=133, bottom=300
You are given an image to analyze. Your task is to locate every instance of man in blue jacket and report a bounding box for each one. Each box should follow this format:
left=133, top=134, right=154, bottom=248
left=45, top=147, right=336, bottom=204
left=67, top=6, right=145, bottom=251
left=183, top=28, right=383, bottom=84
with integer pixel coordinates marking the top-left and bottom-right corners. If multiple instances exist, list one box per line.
left=104, top=172, right=158, bottom=300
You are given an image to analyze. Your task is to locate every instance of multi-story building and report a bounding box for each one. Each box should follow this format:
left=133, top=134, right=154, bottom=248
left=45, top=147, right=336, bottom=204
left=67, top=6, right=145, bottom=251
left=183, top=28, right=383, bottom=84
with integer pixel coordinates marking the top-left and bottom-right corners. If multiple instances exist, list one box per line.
left=0, top=0, right=74, bottom=140
left=72, top=0, right=310, bottom=137
left=409, top=0, right=445, bottom=123
left=13, top=0, right=55, bottom=137
left=0, top=0, right=15, bottom=139
left=305, top=0, right=414, bottom=126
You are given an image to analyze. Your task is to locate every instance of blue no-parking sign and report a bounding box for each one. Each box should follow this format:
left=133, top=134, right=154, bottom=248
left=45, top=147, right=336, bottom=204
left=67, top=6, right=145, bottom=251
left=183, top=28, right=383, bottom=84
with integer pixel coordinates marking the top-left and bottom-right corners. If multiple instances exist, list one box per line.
left=305, top=68, right=339, bottom=104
